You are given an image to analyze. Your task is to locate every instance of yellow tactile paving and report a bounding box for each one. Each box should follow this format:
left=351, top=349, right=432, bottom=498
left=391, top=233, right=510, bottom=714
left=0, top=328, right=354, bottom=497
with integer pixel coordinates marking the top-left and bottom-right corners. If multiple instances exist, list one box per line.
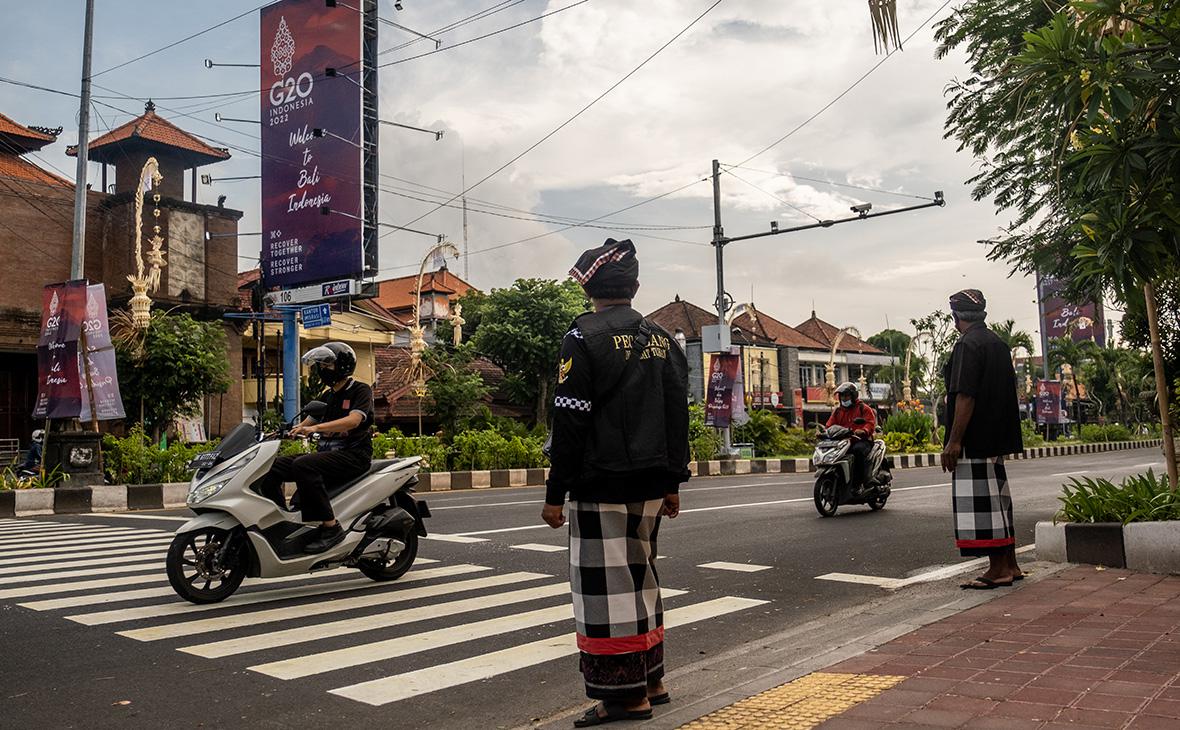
left=679, top=672, right=906, bottom=729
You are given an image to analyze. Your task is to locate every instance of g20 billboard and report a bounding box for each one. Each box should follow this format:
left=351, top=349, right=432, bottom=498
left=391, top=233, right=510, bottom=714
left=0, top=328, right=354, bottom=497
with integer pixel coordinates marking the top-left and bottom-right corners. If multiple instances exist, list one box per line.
left=260, top=0, right=363, bottom=288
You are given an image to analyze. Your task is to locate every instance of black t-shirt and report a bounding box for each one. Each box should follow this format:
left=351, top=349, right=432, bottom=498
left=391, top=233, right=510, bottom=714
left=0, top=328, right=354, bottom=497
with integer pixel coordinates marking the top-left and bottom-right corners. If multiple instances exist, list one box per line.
left=943, top=324, right=1024, bottom=458
left=316, top=379, right=374, bottom=454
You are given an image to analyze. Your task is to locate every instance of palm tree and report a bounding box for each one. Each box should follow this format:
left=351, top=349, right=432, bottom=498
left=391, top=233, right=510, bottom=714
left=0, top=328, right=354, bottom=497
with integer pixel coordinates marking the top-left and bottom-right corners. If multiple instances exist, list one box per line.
left=990, top=319, right=1036, bottom=360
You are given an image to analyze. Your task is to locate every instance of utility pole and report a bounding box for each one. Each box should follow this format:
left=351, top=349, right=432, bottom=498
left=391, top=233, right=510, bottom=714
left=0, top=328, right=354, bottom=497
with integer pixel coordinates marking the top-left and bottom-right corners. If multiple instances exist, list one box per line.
left=70, top=0, right=95, bottom=280
left=710, top=159, right=733, bottom=455
left=461, top=153, right=470, bottom=281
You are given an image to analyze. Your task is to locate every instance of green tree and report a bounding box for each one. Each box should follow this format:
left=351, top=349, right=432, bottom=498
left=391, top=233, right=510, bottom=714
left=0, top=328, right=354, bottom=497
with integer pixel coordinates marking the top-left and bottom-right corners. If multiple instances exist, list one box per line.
left=424, top=344, right=491, bottom=438
left=989, top=319, right=1036, bottom=360
left=1083, top=343, right=1152, bottom=424
left=868, top=328, right=928, bottom=399
left=465, top=278, right=587, bottom=425
left=938, top=0, right=1180, bottom=485
left=113, top=311, right=232, bottom=439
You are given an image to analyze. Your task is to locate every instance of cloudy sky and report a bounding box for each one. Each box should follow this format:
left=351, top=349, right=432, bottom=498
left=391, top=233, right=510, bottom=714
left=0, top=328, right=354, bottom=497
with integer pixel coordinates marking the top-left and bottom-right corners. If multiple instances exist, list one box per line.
left=3, top=0, right=1069, bottom=345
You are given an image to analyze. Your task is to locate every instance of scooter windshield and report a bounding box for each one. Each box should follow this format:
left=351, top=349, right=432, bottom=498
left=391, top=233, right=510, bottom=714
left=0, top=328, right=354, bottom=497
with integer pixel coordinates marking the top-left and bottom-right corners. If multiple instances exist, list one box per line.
left=213, top=423, right=257, bottom=463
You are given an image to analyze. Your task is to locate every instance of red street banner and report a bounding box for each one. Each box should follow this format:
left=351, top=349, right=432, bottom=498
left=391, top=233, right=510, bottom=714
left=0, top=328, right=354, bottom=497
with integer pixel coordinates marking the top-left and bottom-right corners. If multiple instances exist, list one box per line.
left=38, top=280, right=86, bottom=345
left=705, top=353, right=741, bottom=428
left=1036, top=379, right=1064, bottom=425
left=33, top=340, right=81, bottom=419
left=82, top=283, right=112, bottom=351
left=260, top=0, right=363, bottom=288
left=1038, top=273, right=1106, bottom=346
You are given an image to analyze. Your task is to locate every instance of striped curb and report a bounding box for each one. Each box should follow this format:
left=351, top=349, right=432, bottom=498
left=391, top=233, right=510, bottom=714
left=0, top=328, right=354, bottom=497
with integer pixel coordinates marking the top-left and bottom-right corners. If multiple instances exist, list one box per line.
left=0, top=440, right=1167, bottom=516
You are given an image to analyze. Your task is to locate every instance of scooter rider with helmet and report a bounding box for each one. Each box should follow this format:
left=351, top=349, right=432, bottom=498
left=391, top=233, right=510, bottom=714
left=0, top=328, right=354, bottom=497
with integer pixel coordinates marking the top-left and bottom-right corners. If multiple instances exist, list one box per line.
left=17, top=429, right=44, bottom=476
left=258, top=342, right=374, bottom=554
left=826, top=382, right=877, bottom=491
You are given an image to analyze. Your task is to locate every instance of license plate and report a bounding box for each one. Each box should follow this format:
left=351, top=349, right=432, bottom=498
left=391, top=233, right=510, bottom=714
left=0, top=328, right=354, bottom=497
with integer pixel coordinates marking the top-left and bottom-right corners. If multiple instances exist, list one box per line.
left=818, top=440, right=844, bottom=448
left=188, top=452, right=219, bottom=470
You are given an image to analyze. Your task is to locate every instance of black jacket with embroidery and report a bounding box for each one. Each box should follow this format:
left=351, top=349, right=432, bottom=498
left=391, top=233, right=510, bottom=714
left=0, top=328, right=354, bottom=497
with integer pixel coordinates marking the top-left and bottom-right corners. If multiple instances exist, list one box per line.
left=545, top=305, right=691, bottom=506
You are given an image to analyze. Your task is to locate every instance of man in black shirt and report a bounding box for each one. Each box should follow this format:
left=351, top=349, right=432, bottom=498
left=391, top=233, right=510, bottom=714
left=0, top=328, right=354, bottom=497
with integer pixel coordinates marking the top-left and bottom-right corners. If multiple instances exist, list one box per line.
left=941, top=289, right=1024, bottom=589
left=259, top=342, right=374, bottom=553
left=542, top=239, right=689, bottom=726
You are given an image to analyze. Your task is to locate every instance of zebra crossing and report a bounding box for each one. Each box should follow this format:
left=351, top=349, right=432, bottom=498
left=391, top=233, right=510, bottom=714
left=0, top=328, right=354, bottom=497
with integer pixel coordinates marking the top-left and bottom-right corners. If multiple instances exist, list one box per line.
left=0, top=517, right=768, bottom=708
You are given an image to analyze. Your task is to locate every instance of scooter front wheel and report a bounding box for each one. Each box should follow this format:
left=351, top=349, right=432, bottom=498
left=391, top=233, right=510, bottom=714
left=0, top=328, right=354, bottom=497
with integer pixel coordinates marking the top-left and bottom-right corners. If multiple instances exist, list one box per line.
left=358, top=532, right=418, bottom=582
left=814, top=476, right=839, bottom=517
left=867, top=495, right=888, bottom=511
left=166, top=527, right=246, bottom=604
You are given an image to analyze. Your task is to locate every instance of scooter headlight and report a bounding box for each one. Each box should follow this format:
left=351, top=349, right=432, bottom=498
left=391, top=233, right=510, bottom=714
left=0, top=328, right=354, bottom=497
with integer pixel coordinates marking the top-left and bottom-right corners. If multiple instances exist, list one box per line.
left=188, top=450, right=253, bottom=505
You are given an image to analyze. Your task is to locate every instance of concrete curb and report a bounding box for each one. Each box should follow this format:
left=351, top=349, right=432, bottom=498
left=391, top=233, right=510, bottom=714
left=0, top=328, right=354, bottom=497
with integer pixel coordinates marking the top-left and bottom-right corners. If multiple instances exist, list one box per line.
left=0, top=439, right=1165, bottom=516
left=1035, top=518, right=1180, bottom=574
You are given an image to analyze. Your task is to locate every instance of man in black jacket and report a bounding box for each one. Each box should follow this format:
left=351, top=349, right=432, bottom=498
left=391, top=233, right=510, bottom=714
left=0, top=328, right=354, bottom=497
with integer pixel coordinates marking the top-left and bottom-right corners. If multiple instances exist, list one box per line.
left=542, top=239, right=690, bottom=727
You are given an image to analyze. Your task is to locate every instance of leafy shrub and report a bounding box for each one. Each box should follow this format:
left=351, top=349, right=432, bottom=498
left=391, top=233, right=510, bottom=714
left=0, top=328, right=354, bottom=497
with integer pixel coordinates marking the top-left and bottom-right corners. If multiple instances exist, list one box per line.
left=0, top=465, right=70, bottom=490
left=780, top=427, right=816, bottom=457
left=688, top=404, right=721, bottom=461
left=732, top=409, right=789, bottom=457
left=883, top=409, right=935, bottom=445
left=447, top=429, right=547, bottom=471
left=1021, top=420, right=1045, bottom=447
left=1079, top=424, right=1134, bottom=443
left=279, top=439, right=313, bottom=457
left=385, top=435, right=449, bottom=472
left=1056, top=470, right=1180, bottom=524
left=883, top=431, right=916, bottom=454
left=102, top=425, right=218, bottom=484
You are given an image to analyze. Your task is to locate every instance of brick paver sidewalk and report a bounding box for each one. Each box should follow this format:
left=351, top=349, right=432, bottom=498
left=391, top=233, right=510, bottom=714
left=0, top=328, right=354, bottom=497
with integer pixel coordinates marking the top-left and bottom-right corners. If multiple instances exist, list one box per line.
left=682, top=567, right=1180, bottom=729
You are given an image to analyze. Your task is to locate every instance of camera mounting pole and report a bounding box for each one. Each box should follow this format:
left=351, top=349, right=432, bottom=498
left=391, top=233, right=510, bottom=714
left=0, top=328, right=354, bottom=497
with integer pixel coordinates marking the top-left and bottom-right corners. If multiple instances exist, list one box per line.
left=708, top=158, right=945, bottom=448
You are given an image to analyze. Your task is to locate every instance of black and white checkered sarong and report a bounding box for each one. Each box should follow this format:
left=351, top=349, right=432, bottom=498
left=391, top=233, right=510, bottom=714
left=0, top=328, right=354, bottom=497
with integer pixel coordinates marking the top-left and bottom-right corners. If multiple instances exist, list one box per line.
left=952, top=456, right=1015, bottom=557
left=569, top=499, right=665, bottom=701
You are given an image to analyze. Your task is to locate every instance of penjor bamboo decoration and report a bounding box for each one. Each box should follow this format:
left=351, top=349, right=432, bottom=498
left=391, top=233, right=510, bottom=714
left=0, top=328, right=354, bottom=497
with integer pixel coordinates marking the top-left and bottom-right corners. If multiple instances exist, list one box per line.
left=868, top=0, right=902, bottom=54
left=127, top=157, right=167, bottom=329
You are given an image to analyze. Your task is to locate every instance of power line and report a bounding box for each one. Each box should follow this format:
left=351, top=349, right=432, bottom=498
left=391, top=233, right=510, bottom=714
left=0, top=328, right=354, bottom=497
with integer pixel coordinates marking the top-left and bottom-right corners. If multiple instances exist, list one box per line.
left=91, top=2, right=275, bottom=78
left=721, top=162, right=938, bottom=203
left=379, top=0, right=527, bottom=56
left=732, top=0, right=955, bottom=169
left=378, top=0, right=591, bottom=68
left=720, top=168, right=821, bottom=223
left=382, top=0, right=725, bottom=240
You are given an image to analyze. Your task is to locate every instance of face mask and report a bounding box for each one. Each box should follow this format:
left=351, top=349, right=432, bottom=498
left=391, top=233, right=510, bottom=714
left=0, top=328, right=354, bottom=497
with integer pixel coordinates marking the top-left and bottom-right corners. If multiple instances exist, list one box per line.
left=317, top=365, right=342, bottom=384
left=840, top=398, right=853, bottom=408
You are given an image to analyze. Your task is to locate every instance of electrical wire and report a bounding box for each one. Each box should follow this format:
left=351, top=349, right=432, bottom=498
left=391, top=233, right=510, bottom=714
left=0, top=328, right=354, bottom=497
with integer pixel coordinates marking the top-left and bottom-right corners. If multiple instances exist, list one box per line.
left=731, top=0, right=956, bottom=169
left=378, top=0, right=591, bottom=68
left=720, top=168, right=821, bottom=223
left=721, top=162, right=937, bottom=202
left=381, top=0, right=725, bottom=239
left=379, top=0, right=527, bottom=56
left=91, top=2, right=276, bottom=78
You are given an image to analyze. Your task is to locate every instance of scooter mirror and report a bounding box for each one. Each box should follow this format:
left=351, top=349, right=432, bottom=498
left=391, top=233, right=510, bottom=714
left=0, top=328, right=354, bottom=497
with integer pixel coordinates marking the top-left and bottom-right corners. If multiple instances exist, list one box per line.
left=301, top=400, right=328, bottom=421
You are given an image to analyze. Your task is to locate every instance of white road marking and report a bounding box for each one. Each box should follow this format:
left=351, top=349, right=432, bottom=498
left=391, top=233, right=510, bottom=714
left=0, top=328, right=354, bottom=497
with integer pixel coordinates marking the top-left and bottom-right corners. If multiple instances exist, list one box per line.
left=1052, top=470, right=1090, bottom=477
left=0, top=528, right=158, bottom=549
left=0, top=541, right=173, bottom=567
left=421, top=533, right=489, bottom=543
left=0, top=522, right=95, bottom=534
left=66, top=563, right=479, bottom=626
left=0, top=571, right=169, bottom=600
left=179, top=582, right=571, bottom=658
left=428, top=500, right=539, bottom=511
left=455, top=524, right=550, bottom=536
left=19, top=567, right=354, bottom=611
left=0, top=552, right=173, bottom=576
left=83, top=513, right=190, bottom=522
left=0, top=561, right=164, bottom=585
left=511, top=543, right=567, bottom=553
left=120, top=571, right=548, bottom=641
left=251, top=588, right=690, bottom=680
left=697, top=561, right=772, bottom=573
left=0, top=537, right=174, bottom=560
left=815, top=545, right=1038, bottom=590
left=329, top=596, right=769, bottom=706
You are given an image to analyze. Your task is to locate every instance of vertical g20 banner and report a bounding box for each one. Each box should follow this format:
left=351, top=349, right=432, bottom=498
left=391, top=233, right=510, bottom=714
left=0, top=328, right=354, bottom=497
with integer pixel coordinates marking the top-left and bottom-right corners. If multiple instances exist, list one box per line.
left=261, top=0, right=362, bottom=288
left=33, top=282, right=124, bottom=421
left=705, top=353, right=748, bottom=428
left=1038, top=273, right=1106, bottom=346
left=1035, top=379, right=1065, bottom=425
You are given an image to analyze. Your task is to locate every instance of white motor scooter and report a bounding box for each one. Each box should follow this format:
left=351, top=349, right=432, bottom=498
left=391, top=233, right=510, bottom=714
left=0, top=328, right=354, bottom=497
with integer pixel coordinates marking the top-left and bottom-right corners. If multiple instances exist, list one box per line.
left=165, top=402, right=430, bottom=604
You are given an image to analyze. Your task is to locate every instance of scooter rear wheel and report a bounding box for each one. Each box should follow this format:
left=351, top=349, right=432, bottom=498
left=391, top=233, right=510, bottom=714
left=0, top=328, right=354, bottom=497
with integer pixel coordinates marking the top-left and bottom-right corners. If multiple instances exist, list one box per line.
left=867, top=495, right=888, bottom=511
left=358, top=532, right=418, bottom=582
left=814, top=476, right=839, bottom=517
left=166, top=527, right=246, bottom=604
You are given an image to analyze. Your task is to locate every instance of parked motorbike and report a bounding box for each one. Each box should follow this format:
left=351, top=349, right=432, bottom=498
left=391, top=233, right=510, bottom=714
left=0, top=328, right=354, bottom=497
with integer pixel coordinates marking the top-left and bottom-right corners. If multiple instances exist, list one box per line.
left=165, top=401, right=430, bottom=604
left=812, top=417, right=893, bottom=517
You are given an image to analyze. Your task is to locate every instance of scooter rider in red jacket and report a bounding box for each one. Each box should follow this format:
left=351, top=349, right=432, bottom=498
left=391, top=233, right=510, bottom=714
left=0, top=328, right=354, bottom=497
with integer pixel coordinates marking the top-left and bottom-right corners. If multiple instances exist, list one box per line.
left=826, top=382, right=877, bottom=489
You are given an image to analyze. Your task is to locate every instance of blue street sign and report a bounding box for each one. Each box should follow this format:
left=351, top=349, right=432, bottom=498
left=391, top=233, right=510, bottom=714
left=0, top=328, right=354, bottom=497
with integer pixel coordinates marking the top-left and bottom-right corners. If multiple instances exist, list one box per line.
left=301, top=304, right=332, bottom=329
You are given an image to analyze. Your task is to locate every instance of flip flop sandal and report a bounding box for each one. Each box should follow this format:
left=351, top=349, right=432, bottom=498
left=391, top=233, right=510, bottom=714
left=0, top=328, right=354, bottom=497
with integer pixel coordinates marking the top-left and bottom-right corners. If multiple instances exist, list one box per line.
left=649, top=692, right=671, bottom=706
left=574, top=704, right=653, bottom=727
left=1013, top=573, right=1026, bottom=581
left=960, top=576, right=1013, bottom=590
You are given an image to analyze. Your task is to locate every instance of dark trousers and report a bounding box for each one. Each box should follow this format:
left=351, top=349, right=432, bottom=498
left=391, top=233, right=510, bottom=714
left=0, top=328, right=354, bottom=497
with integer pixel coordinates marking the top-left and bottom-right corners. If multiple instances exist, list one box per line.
left=850, top=439, right=873, bottom=488
left=258, top=449, right=370, bottom=523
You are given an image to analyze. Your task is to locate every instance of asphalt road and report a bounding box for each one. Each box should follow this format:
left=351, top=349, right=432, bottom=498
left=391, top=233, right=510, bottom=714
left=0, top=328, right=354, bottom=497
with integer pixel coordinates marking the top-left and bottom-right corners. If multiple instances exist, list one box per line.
left=0, top=446, right=1165, bottom=730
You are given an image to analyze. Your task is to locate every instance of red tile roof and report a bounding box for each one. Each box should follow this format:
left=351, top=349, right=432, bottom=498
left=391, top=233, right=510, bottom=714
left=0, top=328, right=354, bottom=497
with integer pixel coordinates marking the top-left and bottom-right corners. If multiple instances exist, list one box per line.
left=731, top=308, right=827, bottom=350
left=0, top=113, right=58, bottom=154
left=646, top=297, right=721, bottom=340
left=0, top=154, right=71, bottom=188
left=372, top=346, right=528, bottom=424
left=373, top=270, right=475, bottom=314
left=795, top=312, right=885, bottom=354
left=67, top=103, right=230, bottom=166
